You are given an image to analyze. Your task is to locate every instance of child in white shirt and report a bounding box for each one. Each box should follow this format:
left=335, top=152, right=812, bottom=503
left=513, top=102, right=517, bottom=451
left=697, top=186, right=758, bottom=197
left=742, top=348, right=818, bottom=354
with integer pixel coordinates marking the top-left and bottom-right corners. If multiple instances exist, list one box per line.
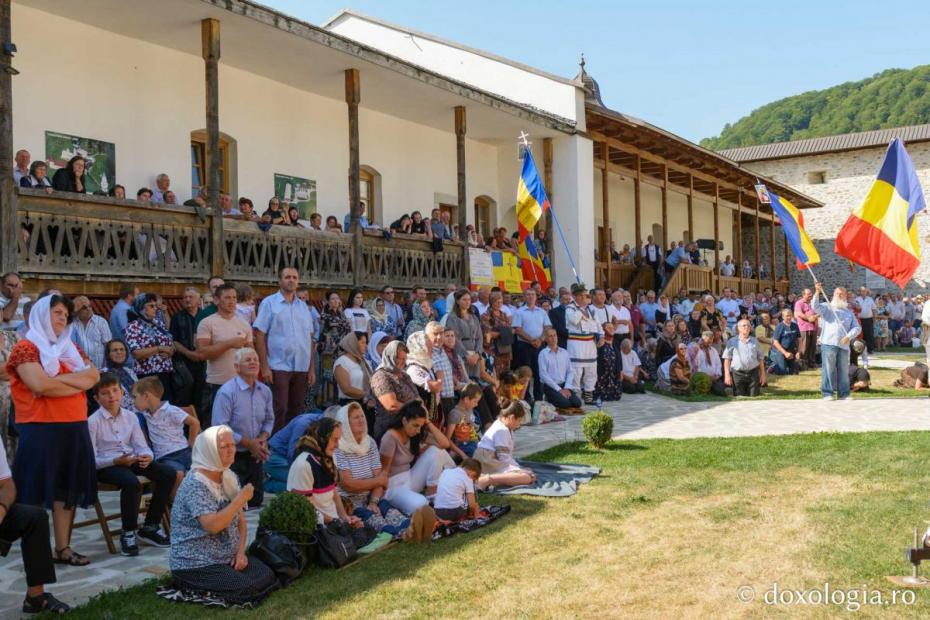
left=434, top=459, right=482, bottom=522
left=474, top=401, right=536, bottom=489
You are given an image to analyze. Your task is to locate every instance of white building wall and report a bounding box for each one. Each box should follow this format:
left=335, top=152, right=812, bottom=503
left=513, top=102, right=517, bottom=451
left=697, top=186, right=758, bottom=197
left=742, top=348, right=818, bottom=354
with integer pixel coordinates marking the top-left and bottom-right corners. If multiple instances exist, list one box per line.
left=11, top=4, right=502, bottom=231
left=744, top=143, right=930, bottom=294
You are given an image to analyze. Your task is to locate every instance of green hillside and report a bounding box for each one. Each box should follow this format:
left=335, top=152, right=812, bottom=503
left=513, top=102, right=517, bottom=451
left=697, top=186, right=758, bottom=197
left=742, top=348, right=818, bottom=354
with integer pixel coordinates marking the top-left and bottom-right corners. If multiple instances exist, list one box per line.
left=701, top=65, right=930, bottom=150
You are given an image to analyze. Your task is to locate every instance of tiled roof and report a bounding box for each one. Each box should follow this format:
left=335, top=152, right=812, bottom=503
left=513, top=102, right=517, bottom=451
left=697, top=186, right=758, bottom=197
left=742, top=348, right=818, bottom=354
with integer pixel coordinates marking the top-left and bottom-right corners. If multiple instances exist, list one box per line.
left=719, top=124, right=930, bottom=162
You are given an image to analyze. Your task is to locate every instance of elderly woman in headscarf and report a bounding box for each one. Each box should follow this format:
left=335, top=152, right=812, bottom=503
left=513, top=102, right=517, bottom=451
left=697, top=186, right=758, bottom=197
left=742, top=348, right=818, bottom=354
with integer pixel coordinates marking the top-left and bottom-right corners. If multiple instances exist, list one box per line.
left=366, top=331, right=392, bottom=369
left=287, top=417, right=363, bottom=529
left=101, top=338, right=138, bottom=411
left=403, top=298, right=432, bottom=341
left=123, top=292, right=177, bottom=401
left=369, top=341, right=420, bottom=441
left=333, top=403, right=411, bottom=536
left=405, top=331, right=443, bottom=425
left=169, top=426, right=278, bottom=607
left=333, top=332, right=373, bottom=407
left=6, top=294, right=100, bottom=566
left=366, top=297, right=397, bottom=337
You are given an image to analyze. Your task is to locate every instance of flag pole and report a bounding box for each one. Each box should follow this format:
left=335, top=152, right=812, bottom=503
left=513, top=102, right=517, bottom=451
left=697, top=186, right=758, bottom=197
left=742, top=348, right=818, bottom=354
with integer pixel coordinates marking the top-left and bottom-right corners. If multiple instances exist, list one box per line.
left=519, top=132, right=581, bottom=285
left=806, top=266, right=851, bottom=340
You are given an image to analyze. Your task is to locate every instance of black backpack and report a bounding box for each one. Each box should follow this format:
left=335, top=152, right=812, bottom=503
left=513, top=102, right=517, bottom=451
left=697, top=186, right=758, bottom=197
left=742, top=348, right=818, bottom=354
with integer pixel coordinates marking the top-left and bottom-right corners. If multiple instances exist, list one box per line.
left=248, top=528, right=306, bottom=587
left=315, top=520, right=359, bottom=568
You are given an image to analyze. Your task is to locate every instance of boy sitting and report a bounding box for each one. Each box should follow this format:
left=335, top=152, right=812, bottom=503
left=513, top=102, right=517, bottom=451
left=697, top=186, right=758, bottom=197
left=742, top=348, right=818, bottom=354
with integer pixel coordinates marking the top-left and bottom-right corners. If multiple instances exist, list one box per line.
left=132, top=376, right=200, bottom=476
left=444, top=383, right=482, bottom=459
left=88, top=373, right=175, bottom=555
left=434, top=458, right=482, bottom=522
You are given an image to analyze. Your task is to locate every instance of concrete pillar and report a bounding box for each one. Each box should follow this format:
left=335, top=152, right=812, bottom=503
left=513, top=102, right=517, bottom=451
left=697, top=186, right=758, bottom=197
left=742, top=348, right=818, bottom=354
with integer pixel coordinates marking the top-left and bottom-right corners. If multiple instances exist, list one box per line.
left=551, top=134, right=594, bottom=286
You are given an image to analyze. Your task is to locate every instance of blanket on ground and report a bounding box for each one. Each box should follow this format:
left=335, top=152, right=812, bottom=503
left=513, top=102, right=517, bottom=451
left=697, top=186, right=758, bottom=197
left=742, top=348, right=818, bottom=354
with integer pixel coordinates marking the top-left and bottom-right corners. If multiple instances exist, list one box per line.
left=487, top=461, right=600, bottom=497
left=432, top=505, right=511, bottom=541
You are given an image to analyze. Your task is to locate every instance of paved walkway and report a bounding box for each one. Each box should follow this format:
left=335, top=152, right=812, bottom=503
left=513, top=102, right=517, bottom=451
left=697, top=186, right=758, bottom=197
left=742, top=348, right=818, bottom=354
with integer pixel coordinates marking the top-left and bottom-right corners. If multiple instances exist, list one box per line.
left=0, top=389, right=928, bottom=616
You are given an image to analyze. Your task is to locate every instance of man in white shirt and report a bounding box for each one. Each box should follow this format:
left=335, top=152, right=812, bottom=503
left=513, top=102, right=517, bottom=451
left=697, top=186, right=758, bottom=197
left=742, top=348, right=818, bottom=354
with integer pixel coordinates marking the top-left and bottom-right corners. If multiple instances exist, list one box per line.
left=589, top=289, right=612, bottom=327
left=501, top=292, right=517, bottom=317
left=716, top=288, right=741, bottom=331
left=619, top=338, right=647, bottom=393
left=0, top=272, right=30, bottom=331
left=12, top=149, right=29, bottom=185
left=70, top=296, right=112, bottom=369
left=719, top=255, right=736, bottom=277
left=472, top=286, right=491, bottom=316
left=607, top=290, right=632, bottom=337
left=538, top=327, right=583, bottom=410
left=889, top=293, right=906, bottom=343
left=513, top=288, right=552, bottom=401
left=151, top=173, right=170, bottom=204
left=856, top=287, right=876, bottom=353
left=565, top=284, right=603, bottom=404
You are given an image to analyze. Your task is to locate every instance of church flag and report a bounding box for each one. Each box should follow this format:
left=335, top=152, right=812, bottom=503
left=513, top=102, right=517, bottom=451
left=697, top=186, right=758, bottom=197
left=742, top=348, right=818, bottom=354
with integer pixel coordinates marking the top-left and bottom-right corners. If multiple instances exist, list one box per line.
left=834, top=138, right=925, bottom=288
left=516, top=149, right=551, bottom=287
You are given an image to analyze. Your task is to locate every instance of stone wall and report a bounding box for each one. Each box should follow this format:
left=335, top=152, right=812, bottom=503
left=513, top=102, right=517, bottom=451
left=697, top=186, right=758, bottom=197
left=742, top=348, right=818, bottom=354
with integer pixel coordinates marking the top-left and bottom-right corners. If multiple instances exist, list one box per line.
left=743, top=142, right=930, bottom=296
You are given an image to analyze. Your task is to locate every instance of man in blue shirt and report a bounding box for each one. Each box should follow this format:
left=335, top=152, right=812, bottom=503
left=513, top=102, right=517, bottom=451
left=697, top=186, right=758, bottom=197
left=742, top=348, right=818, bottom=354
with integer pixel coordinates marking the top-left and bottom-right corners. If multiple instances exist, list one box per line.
left=812, top=282, right=861, bottom=401
left=638, top=291, right=660, bottom=337
left=264, top=411, right=322, bottom=493
left=254, top=267, right=315, bottom=431
left=343, top=200, right=373, bottom=232
left=109, top=283, right=139, bottom=342
left=663, top=242, right=690, bottom=273
left=212, top=348, right=275, bottom=508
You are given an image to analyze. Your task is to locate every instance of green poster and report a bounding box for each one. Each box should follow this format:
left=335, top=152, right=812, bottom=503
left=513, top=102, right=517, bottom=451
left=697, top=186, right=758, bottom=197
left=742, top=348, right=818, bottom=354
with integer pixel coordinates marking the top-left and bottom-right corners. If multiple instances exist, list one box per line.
left=273, top=173, right=317, bottom=219
left=45, top=131, right=116, bottom=195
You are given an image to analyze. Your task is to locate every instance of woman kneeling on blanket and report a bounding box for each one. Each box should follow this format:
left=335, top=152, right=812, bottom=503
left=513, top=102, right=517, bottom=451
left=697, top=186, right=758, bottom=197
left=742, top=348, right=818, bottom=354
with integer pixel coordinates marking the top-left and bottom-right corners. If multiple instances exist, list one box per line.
left=333, top=403, right=411, bottom=536
left=474, top=400, right=537, bottom=490
left=169, top=426, right=278, bottom=607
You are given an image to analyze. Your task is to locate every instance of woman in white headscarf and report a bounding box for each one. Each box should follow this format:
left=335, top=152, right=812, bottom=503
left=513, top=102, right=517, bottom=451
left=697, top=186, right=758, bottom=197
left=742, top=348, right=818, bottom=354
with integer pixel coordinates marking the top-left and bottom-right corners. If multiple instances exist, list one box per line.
left=7, top=294, right=99, bottom=566
left=366, top=331, right=391, bottom=369
left=333, top=403, right=410, bottom=536
left=169, top=426, right=278, bottom=606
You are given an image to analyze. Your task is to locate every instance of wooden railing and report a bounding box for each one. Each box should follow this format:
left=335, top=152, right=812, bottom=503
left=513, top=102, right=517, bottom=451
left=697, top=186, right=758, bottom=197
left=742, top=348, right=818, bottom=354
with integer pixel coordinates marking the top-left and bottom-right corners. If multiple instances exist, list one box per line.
left=15, top=189, right=467, bottom=290
left=595, top=262, right=650, bottom=291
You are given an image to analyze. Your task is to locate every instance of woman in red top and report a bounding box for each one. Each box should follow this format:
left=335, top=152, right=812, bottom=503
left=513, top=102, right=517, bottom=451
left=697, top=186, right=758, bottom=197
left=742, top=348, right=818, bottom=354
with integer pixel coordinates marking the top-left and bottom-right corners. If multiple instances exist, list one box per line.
left=8, top=294, right=100, bottom=566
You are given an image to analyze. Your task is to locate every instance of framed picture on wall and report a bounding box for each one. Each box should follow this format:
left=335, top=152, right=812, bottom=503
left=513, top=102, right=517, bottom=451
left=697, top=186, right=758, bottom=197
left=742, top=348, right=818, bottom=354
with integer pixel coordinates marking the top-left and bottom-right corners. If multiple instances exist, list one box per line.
left=273, top=173, right=317, bottom=219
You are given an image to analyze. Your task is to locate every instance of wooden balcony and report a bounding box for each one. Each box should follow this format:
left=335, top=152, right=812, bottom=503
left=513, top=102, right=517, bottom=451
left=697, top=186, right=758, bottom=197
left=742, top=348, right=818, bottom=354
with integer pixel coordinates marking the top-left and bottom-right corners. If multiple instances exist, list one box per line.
left=15, top=189, right=467, bottom=291
left=661, top=263, right=790, bottom=298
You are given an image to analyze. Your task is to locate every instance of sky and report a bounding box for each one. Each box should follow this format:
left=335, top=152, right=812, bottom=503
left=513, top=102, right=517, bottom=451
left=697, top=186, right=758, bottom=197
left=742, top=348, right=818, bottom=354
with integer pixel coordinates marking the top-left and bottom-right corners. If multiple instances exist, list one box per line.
left=265, top=0, right=930, bottom=143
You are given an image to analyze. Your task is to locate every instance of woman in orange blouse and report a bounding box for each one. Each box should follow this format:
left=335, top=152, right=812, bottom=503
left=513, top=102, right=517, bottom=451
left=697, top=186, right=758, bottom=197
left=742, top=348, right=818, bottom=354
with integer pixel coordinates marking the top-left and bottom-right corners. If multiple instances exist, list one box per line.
left=7, top=295, right=100, bottom=566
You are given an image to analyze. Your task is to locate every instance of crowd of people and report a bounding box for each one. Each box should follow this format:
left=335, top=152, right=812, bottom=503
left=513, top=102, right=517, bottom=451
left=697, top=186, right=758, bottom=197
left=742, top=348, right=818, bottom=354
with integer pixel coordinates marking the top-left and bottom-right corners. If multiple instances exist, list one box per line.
left=1, top=259, right=929, bottom=611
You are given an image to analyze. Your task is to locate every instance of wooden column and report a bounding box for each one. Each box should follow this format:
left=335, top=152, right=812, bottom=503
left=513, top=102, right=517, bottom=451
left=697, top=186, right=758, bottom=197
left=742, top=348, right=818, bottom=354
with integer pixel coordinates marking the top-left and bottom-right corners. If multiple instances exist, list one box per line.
left=345, top=68, right=361, bottom=286
left=686, top=175, right=694, bottom=244
left=769, top=210, right=777, bottom=289
left=735, top=192, right=743, bottom=293
left=713, top=184, right=720, bottom=291
left=754, top=195, right=761, bottom=290
left=454, top=106, right=466, bottom=238
left=783, top=231, right=791, bottom=289
left=660, top=165, right=668, bottom=251
left=201, top=18, right=223, bottom=277
left=634, top=155, right=642, bottom=259
left=0, top=0, right=16, bottom=274
left=543, top=138, right=553, bottom=278
left=601, top=142, right=610, bottom=288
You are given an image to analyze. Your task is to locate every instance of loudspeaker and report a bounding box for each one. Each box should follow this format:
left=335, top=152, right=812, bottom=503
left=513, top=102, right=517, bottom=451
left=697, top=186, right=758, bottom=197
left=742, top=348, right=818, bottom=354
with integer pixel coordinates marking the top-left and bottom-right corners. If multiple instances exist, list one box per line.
left=696, top=239, right=723, bottom=251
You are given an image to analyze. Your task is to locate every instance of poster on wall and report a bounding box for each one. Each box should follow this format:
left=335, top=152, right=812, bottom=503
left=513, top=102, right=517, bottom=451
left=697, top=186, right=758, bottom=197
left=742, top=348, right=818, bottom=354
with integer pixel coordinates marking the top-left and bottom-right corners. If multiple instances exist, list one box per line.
left=468, top=248, right=527, bottom=293
left=273, top=173, right=317, bottom=219
left=469, top=248, right=496, bottom=287
left=45, top=130, right=116, bottom=195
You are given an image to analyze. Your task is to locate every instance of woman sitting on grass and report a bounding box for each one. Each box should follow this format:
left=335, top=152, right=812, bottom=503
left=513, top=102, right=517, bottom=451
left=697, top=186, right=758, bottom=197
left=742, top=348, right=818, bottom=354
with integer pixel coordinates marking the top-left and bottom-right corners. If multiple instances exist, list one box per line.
left=169, top=426, right=278, bottom=607
left=474, top=400, right=536, bottom=490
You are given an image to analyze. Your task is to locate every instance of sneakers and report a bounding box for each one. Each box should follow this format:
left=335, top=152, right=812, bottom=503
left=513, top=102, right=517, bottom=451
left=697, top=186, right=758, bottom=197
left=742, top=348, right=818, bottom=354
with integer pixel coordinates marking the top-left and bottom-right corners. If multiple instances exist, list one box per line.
left=840, top=396, right=853, bottom=402
left=120, top=532, right=139, bottom=556
left=822, top=395, right=834, bottom=401
left=138, top=526, right=170, bottom=548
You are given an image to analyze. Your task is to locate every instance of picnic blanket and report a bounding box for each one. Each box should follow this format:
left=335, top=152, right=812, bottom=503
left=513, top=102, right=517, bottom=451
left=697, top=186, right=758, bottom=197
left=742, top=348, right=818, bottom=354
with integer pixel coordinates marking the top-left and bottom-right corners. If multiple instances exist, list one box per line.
left=432, top=505, right=511, bottom=541
left=487, top=461, right=600, bottom=497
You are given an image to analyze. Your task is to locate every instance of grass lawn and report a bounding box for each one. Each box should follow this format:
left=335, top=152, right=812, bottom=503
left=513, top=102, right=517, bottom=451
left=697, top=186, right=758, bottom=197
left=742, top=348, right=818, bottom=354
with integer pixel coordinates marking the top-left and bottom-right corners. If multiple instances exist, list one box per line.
left=69, top=432, right=930, bottom=619
left=649, top=366, right=928, bottom=402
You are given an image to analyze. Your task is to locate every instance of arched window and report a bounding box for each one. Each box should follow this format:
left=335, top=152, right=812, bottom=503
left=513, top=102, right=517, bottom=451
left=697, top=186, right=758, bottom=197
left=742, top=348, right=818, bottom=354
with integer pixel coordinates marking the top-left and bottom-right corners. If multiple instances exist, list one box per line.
left=359, top=165, right=382, bottom=224
left=191, top=130, right=237, bottom=198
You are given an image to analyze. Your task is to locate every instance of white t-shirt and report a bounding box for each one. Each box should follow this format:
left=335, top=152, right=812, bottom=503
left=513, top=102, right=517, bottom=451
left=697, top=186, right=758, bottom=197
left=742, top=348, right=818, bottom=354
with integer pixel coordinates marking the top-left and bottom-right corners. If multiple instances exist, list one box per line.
left=476, top=419, right=516, bottom=468
left=344, top=308, right=371, bottom=333
left=434, top=467, right=474, bottom=510
left=608, top=305, right=632, bottom=335
left=857, top=297, right=876, bottom=319
left=333, top=355, right=367, bottom=400
left=286, top=453, right=338, bottom=524
left=620, top=350, right=641, bottom=378
left=473, top=300, right=489, bottom=316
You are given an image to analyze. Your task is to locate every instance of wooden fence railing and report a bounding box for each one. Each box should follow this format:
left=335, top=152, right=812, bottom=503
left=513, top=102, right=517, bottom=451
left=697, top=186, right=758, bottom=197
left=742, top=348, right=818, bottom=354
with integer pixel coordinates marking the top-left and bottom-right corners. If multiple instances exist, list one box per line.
left=15, top=189, right=467, bottom=290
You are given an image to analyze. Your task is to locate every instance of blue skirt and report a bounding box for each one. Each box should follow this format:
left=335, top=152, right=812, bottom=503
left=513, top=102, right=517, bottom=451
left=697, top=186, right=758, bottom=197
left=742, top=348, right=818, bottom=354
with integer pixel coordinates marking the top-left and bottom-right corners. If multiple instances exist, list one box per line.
left=13, top=421, right=98, bottom=510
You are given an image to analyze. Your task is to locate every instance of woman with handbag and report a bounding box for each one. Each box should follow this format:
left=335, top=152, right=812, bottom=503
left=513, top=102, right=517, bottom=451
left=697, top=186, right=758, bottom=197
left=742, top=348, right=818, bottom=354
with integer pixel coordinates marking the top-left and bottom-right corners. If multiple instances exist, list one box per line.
left=169, top=426, right=278, bottom=606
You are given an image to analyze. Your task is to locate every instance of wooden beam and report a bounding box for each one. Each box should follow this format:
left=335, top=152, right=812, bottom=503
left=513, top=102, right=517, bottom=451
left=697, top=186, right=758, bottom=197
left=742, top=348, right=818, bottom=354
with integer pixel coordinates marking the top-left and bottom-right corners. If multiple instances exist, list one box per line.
left=713, top=183, right=720, bottom=275
left=661, top=164, right=668, bottom=250
left=543, top=137, right=553, bottom=278
left=754, top=194, right=761, bottom=287
left=201, top=18, right=223, bottom=277
left=454, top=106, right=466, bottom=238
left=735, top=192, right=743, bottom=291
left=634, top=155, right=642, bottom=256
left=686, top=174, right=694, bottom=243
left=0, top=0, right=16, bottom=274
left=345, top=68, right=361, bottom=285
left=601, top=142, right=610, bottom=288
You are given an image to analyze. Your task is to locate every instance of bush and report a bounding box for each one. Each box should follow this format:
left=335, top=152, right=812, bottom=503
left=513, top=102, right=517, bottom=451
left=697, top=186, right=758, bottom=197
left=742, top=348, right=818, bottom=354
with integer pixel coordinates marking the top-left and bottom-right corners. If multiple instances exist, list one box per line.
left=259, top=491, right=318, bottom=545
left=582, top=410, right=614, bottom=449
left=690, top=372, right=712, bottom=395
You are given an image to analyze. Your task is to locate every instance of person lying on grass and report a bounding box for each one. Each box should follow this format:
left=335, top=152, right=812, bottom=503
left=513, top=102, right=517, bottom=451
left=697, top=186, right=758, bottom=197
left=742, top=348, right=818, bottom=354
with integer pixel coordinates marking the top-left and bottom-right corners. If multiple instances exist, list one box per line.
left=474, top=400, right=536, bottom=490
left=434, top=458, right=482, bottom=522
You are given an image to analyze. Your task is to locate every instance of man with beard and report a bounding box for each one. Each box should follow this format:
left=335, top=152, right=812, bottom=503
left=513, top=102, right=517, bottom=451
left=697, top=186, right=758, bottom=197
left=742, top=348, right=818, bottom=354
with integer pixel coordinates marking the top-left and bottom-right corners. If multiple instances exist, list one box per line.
left=813, top=283, right=861, bottom=401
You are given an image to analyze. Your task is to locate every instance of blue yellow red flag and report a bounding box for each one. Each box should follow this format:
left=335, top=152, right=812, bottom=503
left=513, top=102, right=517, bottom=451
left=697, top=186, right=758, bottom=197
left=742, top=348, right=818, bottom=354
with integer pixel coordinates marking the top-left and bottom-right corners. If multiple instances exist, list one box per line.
left=518, top=234, right=550, bottom=289
left=516, top=149, right=550, bottom=239
left=834, top=138, right=926, bottom=288
left=758, top=185, right=821, bottom=269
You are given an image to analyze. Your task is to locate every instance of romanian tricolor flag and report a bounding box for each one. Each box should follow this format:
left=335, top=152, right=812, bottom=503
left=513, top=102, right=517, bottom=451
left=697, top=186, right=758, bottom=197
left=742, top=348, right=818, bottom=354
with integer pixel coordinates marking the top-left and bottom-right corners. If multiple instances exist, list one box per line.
left=516, top=149, right=551, bottom=287
left=760, top=186, right=820, bottom=270
left=834, top=138, right=926, bottom=288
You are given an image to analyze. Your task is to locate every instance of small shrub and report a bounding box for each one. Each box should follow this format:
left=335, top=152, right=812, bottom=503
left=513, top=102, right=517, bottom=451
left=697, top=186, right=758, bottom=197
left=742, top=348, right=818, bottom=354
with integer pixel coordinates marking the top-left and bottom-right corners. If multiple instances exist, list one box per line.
left=259, top=491, right=318, bottom=544
left=582, top=410, right=614, bottom=449
left=690, top=372, right=712, bottom=395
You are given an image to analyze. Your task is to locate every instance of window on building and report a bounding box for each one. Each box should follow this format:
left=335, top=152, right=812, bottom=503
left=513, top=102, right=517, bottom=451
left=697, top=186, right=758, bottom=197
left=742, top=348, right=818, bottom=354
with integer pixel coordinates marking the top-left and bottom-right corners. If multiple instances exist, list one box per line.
left=474, top=196, right=492, bottom=239
left=191, top=132, right=230, bottom=197
left=807, top=170, right=827, bottom=185
left=360, top=168, right=373, bottom=217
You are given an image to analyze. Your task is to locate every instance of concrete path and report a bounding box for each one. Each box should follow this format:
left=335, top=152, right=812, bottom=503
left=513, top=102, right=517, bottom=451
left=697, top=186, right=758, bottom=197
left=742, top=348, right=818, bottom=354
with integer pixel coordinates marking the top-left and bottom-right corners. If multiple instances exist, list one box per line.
left=0, top=390, right=928, bottom=616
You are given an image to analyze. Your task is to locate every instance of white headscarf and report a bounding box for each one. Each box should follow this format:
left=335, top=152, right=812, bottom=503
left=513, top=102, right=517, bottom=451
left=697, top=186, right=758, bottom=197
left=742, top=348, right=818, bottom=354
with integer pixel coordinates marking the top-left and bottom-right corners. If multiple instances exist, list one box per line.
left=405, top=331, right=433, bottom=369
left=367, top=331, right=389, bottom=368
left=25, top=295, right=87, bottom=377
left=191, top=425, right=241, bottom=502
left=335, top=402, right=371, bottom=456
